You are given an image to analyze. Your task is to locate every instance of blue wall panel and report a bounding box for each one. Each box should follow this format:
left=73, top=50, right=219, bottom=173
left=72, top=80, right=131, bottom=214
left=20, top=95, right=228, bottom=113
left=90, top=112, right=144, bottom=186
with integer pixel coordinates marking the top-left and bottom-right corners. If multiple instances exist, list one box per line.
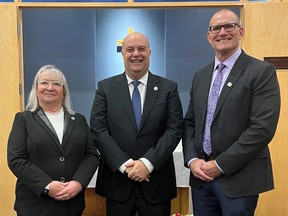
left=23, top=9, right=96, bottom=120
left=95, top=9, right=165, bottom=82
left=23, top=7, right=240, bottom=119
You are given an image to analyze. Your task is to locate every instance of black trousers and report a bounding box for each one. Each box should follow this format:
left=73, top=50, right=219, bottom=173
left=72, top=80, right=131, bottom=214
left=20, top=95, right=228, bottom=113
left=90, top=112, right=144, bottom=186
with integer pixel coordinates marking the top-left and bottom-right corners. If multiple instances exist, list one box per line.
left=106, top=184, right=171, bottom=216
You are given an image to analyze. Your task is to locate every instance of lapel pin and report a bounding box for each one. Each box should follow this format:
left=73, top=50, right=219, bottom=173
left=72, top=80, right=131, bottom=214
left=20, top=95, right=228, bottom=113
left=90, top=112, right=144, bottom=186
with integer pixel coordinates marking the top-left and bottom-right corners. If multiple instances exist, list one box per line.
left=227, top=82, right=233, bottom=87
left=71, top=116, right=75, bottom=120
left=154, top=86, right=158, bottom=91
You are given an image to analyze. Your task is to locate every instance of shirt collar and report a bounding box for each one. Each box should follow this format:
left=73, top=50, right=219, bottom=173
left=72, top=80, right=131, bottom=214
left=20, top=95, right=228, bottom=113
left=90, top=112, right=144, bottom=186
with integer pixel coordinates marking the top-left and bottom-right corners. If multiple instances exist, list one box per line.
left=214, top=48, right=242, bottom=71
left=126, top=71, right=149, bottom=86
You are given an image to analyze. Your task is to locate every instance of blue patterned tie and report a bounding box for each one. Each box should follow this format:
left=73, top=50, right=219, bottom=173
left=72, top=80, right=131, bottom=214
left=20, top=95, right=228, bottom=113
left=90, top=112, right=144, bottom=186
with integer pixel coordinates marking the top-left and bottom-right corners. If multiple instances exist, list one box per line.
left=203, top=63, right=226, bottom=155
left=132, top=80, right=141, bottom=129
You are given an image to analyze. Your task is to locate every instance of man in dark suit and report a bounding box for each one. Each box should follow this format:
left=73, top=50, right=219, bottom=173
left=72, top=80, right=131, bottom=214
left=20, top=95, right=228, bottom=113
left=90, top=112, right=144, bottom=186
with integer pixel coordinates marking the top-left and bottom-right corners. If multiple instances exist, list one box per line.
left=183, top=9, right=281, bottom=215
left=90, top=32, right=183, bottom=216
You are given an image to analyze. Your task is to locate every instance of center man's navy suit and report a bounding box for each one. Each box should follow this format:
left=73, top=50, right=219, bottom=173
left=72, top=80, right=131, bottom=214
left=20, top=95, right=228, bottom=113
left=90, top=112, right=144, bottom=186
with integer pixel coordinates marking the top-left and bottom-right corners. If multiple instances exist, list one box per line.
left=90, top=72, right=183, bottom=204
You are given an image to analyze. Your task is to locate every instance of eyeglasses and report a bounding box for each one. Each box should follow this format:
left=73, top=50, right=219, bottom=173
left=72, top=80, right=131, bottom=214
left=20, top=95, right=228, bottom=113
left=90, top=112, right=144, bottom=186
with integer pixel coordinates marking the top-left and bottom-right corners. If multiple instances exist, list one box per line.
left=38, top=80, right=63, bottom=88
left=209, top=23, right=240, bottom=34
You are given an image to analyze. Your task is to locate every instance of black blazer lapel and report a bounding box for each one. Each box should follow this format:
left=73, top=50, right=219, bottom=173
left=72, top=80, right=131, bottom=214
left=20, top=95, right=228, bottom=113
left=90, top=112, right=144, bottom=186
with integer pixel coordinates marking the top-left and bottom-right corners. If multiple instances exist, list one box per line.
left=33, top=109, right=63, bottom=153
left=61, top=112, right=75, bottom=147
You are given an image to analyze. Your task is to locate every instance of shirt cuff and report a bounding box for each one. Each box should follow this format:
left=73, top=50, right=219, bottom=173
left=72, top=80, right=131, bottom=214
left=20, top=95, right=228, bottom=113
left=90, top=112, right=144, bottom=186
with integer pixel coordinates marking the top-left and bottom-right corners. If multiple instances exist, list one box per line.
left=139, top=158, right=154, bottom=173
left=45, top=183, right=50, bottom=190
left=187, top=158, right=198, bottom=167
left=119, top=159, right=133, bottom=173
left=214, top=160, right=224, bottom=173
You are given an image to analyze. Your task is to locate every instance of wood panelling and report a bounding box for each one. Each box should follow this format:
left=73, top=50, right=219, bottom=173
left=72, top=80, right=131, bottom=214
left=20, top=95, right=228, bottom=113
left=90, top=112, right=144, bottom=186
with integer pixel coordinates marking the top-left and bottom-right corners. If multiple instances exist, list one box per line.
left=171, top=188, right=190, bottom=215
left=83, top=187, right=189, bottom=216
left=244, top=3, right=288, bottom=216
left=254, top=70, right=288, bottom=216
left=243, top=2, right=288, bottom=59
left=83, top=189, right=106, bottom=216
left=0, top=4, right=22, bottom=216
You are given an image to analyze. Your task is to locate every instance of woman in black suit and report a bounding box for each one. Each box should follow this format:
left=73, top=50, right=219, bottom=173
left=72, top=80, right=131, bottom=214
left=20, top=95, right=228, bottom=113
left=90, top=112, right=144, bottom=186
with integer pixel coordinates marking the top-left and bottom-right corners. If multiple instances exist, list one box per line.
left=7, top=65, right=100, bottom=216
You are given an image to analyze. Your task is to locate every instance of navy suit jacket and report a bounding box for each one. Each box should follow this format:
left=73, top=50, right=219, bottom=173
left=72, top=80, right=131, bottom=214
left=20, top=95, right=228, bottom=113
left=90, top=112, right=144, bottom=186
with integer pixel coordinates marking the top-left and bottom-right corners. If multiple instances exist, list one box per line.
left=8, top=109, right=100, bottom=216
left=90, top=72, right=183, bottom=203
left=183, top=51, right=280, bottom=198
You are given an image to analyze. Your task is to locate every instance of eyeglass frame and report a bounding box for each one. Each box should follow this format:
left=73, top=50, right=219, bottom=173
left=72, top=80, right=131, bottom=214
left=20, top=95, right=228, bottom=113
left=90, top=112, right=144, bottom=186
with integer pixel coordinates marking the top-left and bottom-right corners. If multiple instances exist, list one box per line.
left=37, top=80, right=64, bottom=88
left=209, top=23, right=240, bottom=34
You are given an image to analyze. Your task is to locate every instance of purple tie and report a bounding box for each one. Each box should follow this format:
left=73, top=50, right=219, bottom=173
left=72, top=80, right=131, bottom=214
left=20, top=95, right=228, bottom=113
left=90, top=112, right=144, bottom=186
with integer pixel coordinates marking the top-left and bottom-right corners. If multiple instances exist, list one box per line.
left=132, top=80, right=141, bottom=129
left=203, top=63, right=226, bottom=155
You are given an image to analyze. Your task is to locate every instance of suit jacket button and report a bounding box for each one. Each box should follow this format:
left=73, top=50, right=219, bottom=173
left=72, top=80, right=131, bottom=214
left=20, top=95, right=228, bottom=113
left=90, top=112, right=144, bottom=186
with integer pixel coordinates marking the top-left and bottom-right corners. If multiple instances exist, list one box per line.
left=59, top=157, right=65, bottom=162
left=60, top=177, right=65, bottom=182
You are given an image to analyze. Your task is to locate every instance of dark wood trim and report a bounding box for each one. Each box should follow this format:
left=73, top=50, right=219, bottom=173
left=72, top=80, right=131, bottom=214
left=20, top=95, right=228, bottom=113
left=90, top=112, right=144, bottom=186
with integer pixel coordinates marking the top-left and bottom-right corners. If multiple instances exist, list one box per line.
left=264, top=57, right=288, bottom=69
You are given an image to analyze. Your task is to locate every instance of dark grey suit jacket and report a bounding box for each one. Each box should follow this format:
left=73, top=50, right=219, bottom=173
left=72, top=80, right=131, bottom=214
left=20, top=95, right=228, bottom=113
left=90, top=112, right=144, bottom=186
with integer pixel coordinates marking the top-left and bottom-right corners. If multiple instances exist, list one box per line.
left=90, top=72, right=183, bottom=203
left=7, top=109, right=100, bottom=216
left=183, top=51, right=280, bottom=198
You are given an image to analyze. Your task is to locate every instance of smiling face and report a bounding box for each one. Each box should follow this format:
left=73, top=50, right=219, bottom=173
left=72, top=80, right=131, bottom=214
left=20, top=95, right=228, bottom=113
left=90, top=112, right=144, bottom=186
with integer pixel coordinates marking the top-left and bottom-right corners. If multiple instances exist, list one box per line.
left=121, top=32, right=151, bottom=80
left=36, top=70, right=64, bottom=112
left=207, top=10, right=244, bottom=62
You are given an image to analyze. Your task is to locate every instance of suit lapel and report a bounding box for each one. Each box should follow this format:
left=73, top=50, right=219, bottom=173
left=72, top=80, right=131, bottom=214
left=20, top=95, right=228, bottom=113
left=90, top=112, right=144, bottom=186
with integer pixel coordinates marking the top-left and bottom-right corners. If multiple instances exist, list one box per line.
left=115, top=72, right=160, bottom=132
left=33, top=109, right=64, bottom=153
left=140, top=72, right=159, bottom=131
left=213, top=52, right=248, bottom=120
left=200, top=63, right=215, bottom=126
left=61, top=112, right=75, bottom=147
left=116, top=73, right=139, bottom=130
left=194, top=62, right=214, bottom=129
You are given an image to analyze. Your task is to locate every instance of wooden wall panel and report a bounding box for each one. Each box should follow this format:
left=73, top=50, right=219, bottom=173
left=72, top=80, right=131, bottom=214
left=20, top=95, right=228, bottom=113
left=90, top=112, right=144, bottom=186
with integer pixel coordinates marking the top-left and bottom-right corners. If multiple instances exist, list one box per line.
left=254, top=70, right=288, bottom=216
left=83, top=189, right=106, bottom=216
left=243, top=3, right=288, bottom=216
left=264, top=57, right=288, bottom=216
left=243, top=2, right=288, bottom=59
left=83, top=187, right=189, bottom=216
left=0, top=4, right=22, bottom=216
left=171, top=188, right=190, bottom=215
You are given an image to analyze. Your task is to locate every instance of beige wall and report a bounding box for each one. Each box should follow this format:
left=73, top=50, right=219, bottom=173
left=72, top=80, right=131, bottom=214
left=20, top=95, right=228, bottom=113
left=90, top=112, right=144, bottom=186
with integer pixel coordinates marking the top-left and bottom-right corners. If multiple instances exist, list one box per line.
left=243, top=2, right=288, bottom=59
left=243, top=2, right=288, bottom=215
left=0, top=4, right=22, bottom=216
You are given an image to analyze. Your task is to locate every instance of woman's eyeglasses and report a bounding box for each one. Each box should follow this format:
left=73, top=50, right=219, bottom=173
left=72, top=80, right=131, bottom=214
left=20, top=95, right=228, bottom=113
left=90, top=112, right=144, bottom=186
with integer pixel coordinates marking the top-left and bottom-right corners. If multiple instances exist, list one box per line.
left=38, top=80, right=63, bottom=88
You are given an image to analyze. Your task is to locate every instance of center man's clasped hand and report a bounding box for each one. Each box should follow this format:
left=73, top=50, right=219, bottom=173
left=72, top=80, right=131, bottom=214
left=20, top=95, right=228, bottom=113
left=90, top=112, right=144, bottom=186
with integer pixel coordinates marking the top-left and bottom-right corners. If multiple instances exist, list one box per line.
left=125, top=160, right=150, bottom=182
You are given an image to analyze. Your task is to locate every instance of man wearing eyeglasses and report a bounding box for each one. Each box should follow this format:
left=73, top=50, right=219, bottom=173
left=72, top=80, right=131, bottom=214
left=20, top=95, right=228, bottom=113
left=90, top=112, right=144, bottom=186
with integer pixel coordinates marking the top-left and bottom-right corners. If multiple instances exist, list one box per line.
left=183, top=9, right=280, bottom=215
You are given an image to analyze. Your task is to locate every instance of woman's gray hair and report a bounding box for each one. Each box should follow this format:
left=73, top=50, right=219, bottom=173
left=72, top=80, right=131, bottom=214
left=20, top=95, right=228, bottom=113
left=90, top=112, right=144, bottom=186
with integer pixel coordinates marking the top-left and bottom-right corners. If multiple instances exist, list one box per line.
left=26, top=65, right=75, bottom=115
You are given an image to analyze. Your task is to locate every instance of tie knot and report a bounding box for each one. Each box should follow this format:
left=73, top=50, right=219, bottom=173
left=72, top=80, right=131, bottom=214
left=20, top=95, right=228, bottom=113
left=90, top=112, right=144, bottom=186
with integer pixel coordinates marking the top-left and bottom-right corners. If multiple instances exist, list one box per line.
left=132, top=80, right=140, bottom=87
left=217, top=63, right=226, bottom=73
